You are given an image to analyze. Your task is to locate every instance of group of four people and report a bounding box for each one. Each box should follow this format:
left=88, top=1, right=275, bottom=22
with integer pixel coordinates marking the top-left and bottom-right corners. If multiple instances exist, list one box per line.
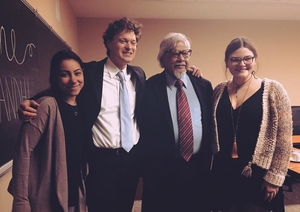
left=9, top=17, right=292, bottom=212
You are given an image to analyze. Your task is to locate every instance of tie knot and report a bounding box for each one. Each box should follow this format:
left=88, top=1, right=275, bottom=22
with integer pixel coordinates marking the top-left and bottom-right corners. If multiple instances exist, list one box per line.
left=175, top=79, right=184, bottom=88
left=117, top=71, right=125, bottom=82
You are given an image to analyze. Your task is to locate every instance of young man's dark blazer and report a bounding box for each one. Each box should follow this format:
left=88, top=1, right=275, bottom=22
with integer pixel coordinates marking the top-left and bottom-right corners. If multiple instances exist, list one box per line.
left=78, top=57, right=146, bottom=210
left=79, top=57, right=146, bottom=135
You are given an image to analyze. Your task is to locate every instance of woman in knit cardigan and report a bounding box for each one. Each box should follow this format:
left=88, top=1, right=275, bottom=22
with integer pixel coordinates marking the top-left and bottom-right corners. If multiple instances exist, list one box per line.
left=9, top=50, right=87, bottom=212
left=211, top=37, right=292, bottom=212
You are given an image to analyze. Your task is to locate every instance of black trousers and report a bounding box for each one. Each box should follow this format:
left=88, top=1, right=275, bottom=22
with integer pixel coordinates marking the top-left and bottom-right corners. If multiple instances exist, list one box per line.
left=142, top=156, right=211, bottom=212
left=86, top=145, right=141, bottom=212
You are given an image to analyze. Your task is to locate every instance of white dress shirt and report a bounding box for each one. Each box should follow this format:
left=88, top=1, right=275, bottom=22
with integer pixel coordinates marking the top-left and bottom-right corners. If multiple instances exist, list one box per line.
left=92, top=58, right=139, bottom=148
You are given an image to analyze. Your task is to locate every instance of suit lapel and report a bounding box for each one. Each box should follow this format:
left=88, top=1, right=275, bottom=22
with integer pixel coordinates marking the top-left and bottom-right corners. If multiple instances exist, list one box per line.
left=188, top=73, right=207, bottom=114
left=188, top=73, right=211, bottom=150
left=88, top=58, right=106, bottom=104
left=127, top=65, right=145, bottom=122
left=155, top=71, right=175, bottom=132
left=128, top=65, right=144, bottom=106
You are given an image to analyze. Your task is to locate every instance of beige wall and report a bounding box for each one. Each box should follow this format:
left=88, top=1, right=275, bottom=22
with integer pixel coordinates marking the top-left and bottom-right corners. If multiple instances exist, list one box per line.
left=78, top=18, right=300, bottom=106
left=26, top=0, right=79, bottom=53
left=0, top=170, right=12, bottom=211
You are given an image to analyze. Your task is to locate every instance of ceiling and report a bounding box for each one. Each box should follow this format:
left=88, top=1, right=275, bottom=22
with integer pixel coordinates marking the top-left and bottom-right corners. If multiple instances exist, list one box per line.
left=67, top=0, right=300, bottom=20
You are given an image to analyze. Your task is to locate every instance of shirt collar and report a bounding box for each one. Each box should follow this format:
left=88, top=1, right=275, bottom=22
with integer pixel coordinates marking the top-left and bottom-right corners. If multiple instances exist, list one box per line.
left=165, top=71, right=188, bottom=90
left=106, top=57, right=130, bottom=81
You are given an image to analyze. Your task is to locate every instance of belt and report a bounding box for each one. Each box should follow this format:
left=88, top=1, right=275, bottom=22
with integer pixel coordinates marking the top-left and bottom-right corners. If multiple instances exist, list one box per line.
left=94, top=147, right=126, bottom=155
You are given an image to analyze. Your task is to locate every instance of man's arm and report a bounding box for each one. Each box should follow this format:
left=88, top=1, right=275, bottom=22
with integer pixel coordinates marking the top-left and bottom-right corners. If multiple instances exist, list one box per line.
left=18, top=100, right=40, bottom=122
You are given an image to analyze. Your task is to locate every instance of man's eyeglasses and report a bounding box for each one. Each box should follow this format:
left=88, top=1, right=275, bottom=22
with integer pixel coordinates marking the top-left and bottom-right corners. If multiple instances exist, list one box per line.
left=166, top=49, right=192, bottom=59
left=230, top=56, right=255, bottom=65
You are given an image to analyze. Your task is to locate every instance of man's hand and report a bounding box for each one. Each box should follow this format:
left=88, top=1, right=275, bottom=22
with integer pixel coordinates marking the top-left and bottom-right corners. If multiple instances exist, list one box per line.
left=18, top=100, right=40, bottom=122
left=188, top=65, right=202, bottom=78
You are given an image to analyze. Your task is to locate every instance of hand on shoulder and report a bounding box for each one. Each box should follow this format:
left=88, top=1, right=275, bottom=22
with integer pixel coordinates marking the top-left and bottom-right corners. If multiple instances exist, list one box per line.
left=18, top=100, right=40, bottom=122
left=188, top=65, right=202, bottom=78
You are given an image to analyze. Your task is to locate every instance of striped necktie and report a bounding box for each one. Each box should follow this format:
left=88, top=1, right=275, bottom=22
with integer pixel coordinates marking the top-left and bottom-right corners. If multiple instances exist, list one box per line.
left=175, top=79, right=194, bottom=162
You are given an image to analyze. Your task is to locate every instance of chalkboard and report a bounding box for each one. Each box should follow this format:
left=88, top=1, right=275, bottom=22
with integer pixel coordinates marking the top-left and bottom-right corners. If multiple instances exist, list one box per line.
left=0, top=0, right=70, bottom=175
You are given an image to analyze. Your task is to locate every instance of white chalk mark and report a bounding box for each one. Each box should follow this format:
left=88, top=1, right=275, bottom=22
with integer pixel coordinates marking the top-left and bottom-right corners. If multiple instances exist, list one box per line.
left=0, top=26, right=36, bottom=65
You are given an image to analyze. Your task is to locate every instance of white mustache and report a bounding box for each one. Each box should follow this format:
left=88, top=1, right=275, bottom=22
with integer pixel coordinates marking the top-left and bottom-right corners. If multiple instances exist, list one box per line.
left=174, top=63, right=186, bottom=66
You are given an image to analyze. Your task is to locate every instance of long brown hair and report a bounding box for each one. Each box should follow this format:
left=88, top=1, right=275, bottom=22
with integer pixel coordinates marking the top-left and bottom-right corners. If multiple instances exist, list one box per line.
left=225, top=37, right=258, bottom=64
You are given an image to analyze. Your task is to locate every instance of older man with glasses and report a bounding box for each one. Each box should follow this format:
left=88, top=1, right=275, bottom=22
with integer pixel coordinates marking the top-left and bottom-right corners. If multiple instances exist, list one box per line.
left=140, top=32, right=213, bottom=212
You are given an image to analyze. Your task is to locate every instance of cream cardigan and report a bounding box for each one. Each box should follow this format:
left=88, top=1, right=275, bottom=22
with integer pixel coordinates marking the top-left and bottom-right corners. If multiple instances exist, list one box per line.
left=212, top=78, right=292, bottom=187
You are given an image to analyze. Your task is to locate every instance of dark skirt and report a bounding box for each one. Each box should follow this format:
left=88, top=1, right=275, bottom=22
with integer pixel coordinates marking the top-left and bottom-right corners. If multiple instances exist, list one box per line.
left=211, top=158, right=284, bottom=212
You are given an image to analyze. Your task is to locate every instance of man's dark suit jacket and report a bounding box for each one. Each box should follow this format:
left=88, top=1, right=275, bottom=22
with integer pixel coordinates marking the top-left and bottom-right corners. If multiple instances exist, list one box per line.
left=140, top=70, right=213, bottom=179
left=77, top=58, right=146, bottom=211
left=79, top=57, right=146, bottom=136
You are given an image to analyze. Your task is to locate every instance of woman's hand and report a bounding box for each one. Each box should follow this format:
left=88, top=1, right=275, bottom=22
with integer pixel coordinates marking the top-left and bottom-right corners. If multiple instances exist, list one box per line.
left=262, top=181, right=279, bottom=202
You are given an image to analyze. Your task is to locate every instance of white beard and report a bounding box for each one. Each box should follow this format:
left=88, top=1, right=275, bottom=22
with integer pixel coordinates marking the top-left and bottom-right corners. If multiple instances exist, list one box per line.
left=174, top=70, right=186, bottom=79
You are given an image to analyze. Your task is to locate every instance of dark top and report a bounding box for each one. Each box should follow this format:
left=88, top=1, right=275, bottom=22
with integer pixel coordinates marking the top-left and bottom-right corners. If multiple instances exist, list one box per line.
left=56, top=98, right=85, bottom=206
left=215, top=84, right=263, bottom=169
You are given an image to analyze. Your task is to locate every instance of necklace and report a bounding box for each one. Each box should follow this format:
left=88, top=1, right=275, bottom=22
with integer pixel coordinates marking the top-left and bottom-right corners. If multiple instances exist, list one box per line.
left=229, top=76, right=252, bottom=158
left=232, top=74, right=252, bottom=98
left=71, top=105, right=78, bottom=116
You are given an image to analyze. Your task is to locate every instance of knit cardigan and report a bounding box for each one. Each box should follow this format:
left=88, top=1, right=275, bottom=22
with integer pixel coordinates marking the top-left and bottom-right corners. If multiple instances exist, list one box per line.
left=9, top=97, right=87, bottom=212
left=212, top=78, right=292, bottom=187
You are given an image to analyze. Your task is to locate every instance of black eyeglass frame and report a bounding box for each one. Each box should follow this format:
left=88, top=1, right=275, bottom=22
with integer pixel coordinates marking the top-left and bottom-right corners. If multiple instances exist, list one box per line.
left=230, top=56, right=255, bottom=65
left=165, top=49, right=192, bottom=59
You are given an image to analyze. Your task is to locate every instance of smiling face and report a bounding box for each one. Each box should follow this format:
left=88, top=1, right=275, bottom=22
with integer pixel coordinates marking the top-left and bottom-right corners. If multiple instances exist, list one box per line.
left=107, top=30, right=137, bottom=70
left=227, top=47, right=256, bottom=79
left=161, top=41, right=190, bottom=79
left=58, top=59, right=84, bottom=103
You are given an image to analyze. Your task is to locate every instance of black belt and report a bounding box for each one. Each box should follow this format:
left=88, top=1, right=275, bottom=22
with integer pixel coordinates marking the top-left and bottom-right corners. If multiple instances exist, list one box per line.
left=94, top=147, right=126, bottom=155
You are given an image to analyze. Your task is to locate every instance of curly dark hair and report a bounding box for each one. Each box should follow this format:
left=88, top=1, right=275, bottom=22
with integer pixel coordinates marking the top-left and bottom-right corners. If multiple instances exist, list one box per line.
left=103, top=17, right=143, bottom=56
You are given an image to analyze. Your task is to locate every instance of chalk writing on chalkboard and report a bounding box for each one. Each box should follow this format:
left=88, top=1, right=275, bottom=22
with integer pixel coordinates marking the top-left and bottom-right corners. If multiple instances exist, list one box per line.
left=0, top=26, right=36, bottom=65
left=0, top=76, right=30, bottom=123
